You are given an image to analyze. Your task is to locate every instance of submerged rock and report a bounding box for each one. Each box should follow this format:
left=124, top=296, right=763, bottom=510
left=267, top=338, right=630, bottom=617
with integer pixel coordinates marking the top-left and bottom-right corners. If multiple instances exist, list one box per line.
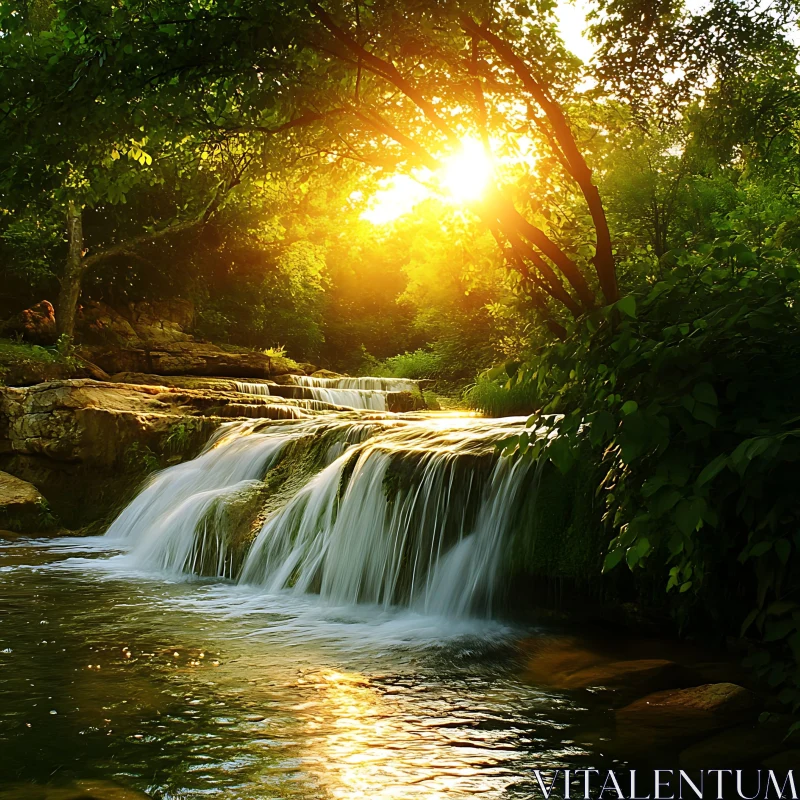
left=0, top=779, right=152, bottom=800
left=0, top=471, right=50, bottom=531
left=616, top=682, right=757, bottom=751
left=522, top=637, right=692, bottom=693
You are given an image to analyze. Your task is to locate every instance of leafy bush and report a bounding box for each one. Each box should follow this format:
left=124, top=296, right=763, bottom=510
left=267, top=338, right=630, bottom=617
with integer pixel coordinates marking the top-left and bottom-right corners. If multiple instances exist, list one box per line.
left=499, top=239, right=800, bottom=711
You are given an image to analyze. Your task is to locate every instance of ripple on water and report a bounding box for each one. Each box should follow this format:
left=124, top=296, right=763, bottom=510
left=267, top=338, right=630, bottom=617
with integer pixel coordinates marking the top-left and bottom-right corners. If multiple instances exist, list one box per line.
left=0, top=538, right=600, bottom=800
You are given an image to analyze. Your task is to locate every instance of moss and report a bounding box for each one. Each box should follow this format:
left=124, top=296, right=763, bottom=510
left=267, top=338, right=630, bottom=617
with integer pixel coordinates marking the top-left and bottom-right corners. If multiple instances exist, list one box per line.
left=0, top=338, right=66, bottom=385
left=509, top=455, right=606, bottom=580
left=186, top=482, right=272, bottom=578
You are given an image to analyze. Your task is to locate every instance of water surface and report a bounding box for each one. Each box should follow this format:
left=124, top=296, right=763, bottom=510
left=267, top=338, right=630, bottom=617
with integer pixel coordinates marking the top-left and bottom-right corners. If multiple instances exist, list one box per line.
left=0, top=536, right=610, bottom=799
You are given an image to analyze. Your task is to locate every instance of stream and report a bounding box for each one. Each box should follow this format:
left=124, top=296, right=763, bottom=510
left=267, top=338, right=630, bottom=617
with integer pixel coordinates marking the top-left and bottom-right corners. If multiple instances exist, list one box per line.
left=1, top=377, right=624, bottom=798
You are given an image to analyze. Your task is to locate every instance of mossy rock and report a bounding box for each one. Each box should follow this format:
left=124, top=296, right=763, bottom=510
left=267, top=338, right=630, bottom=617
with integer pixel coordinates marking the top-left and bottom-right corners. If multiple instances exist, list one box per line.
left=0, top=471, right=57, bottom=532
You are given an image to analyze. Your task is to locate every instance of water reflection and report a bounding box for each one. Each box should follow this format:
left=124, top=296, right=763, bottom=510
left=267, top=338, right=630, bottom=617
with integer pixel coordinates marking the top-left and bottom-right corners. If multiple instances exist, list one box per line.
left=0, top=538, right=598, bottom=799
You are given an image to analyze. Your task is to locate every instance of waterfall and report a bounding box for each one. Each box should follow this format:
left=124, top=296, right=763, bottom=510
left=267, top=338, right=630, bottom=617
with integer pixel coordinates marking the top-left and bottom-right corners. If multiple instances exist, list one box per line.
left=234, top=375, right=422, bottom=411
left=105, top=413, right=533, bottom=618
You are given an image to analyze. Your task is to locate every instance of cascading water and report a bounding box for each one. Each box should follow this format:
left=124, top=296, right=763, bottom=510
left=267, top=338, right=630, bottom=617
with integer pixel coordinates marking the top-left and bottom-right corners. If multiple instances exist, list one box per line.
left=106, top=407, right=534, bottom=619
left=234, top=375, right=422, bottom=411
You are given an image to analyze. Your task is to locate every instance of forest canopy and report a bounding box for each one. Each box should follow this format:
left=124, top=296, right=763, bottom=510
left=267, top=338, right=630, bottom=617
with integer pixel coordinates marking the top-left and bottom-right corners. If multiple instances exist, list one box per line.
left=3, top=0, right=793, bottom=373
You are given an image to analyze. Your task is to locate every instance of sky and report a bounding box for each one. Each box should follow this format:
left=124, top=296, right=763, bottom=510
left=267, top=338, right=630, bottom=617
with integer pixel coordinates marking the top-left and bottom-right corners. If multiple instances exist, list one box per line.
left=556, top=0, right=595, bottom=63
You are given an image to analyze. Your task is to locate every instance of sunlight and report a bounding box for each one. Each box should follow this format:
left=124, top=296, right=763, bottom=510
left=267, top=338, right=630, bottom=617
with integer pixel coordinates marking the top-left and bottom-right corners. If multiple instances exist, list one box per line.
left=362, top=138, right=494, bottom=226
left=440, top=138, right=493, bottom=203
left=360, top=175, right=429, bottom=226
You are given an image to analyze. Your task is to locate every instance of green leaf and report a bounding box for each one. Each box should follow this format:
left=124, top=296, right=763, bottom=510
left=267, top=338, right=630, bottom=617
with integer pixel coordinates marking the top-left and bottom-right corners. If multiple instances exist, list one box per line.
left=616, top=296, right=637, bottom=318
left=692, top=382, right=718, bottom=406
left=750, top=541, right=773, bottom=558
left=741, top=609, right=760, bottom=637
left=674, top=497, right=706, bottom=536
left=696, top=454, right=728, bottom=486
left=775, top=539, right=792, bottom=565
left=621, top=400, right=638, bottom=415
left=603, top=548, right=625, bottom=573
left=764, top=619, right=797, bottom=642
left=691, top=402, right=718, bottom=427
left=590, top=410, right=616, bottom=445
left=547, top=436, right=574, bottom=474
left=679, top=581, right=693, bottom=593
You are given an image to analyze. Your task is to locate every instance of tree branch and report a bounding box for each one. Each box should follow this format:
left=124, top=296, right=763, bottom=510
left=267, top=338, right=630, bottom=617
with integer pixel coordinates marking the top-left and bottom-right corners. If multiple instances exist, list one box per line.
left=463, top=15, right=618, bottom=305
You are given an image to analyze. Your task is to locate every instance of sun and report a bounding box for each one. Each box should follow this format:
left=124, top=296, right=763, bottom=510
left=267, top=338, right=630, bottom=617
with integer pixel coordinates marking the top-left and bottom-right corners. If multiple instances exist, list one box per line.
left=440, top=138, right=493, bottom=203
left=360, top=137, right=494, bottom=226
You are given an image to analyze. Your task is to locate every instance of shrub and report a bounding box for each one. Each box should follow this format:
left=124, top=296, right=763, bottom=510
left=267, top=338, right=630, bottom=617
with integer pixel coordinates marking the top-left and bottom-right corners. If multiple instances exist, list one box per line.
left=499, top=239, right=800, bottom=711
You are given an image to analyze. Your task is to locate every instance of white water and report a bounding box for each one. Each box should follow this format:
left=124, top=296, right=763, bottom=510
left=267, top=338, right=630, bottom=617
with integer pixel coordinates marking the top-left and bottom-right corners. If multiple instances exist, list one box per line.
left=105, top=411, right=532, bottom=620
left=234, top=374, right=421, bottom=411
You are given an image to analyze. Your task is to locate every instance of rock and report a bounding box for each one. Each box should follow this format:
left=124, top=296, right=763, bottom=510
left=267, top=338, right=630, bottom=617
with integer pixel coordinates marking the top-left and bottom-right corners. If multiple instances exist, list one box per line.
left=311, top=369, right=344, bottom=379
left=387, top=390, right=427, bottom=413
left=298, top=362, right=317, bottom=375
left=78, top=299, right=194, bottom=345
left=522, top=637, right=692, bottom=693
left=679, top=720, right=787, bottom=768
left=81, top=341, right=303, bottom=379
left=0, top=379, right=307, bottom=526
left=558, top=659, right=691, bottom=692
left=763, top=750, right=800, bottom=770
left=1, top=300, right=57, bottom=345
left=616, top=683, right=758, bottom=752
left=0, top=779, right=152, bottom=800
left=110, top=373, right=264, bottom=392
left=0, top=470, right=50, bottom=531
left=267, top=373, right=298, bottom=386
left=523, top=636, right=606, bottom=684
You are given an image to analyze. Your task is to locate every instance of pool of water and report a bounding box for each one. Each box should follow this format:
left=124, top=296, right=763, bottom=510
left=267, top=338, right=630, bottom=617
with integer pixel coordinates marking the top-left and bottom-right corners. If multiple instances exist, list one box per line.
left=0, top=536, right=621, bottom=799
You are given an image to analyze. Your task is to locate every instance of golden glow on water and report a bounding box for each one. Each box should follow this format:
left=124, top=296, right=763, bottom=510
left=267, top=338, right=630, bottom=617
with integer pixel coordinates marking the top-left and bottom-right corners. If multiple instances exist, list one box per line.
left=299, top=669, right=518, bottom=799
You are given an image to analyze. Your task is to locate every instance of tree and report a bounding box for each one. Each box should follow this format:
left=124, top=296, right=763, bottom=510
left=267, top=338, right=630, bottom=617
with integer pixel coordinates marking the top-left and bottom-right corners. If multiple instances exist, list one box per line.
left=0, top=1, right=248, bottom=336
left=12, top=0, right=622, bottom=333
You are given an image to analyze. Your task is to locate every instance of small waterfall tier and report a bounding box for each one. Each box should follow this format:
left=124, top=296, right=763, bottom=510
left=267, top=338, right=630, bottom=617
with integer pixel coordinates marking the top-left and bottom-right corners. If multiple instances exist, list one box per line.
left=234, top=375, right=421, bottom=411
left=106, top=414, right=538, bottom=617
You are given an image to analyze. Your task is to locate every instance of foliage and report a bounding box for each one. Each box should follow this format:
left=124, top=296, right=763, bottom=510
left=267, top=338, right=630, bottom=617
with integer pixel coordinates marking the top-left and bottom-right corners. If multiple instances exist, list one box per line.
left=466, top=372, right=539, bottom=418
left=498, top=239, right=800, bottom=708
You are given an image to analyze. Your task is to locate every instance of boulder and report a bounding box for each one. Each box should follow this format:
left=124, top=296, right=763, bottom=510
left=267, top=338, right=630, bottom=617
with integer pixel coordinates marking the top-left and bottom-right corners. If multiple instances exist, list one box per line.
left=298, top=362, right=317, bottom=375
left=77, top=299, right=194, bottom=345
left=1, top=300, right=57, bottom=345
left=616, top=683, right=757, bottom=752
left=0, top=470, right=49, bottom=531
left=80, top=341, right=303, bottom=379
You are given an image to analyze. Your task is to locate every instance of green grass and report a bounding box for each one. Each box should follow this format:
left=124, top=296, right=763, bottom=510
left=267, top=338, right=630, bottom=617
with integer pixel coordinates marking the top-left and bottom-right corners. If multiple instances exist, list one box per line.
left=0, top=338, right=58, bottom=364
left=464, top=376, right=538, bottom=418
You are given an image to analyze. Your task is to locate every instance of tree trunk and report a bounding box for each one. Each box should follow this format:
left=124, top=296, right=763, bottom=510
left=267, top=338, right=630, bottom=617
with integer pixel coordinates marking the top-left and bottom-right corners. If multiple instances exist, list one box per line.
left=57, top=200, right=85, bottom=339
